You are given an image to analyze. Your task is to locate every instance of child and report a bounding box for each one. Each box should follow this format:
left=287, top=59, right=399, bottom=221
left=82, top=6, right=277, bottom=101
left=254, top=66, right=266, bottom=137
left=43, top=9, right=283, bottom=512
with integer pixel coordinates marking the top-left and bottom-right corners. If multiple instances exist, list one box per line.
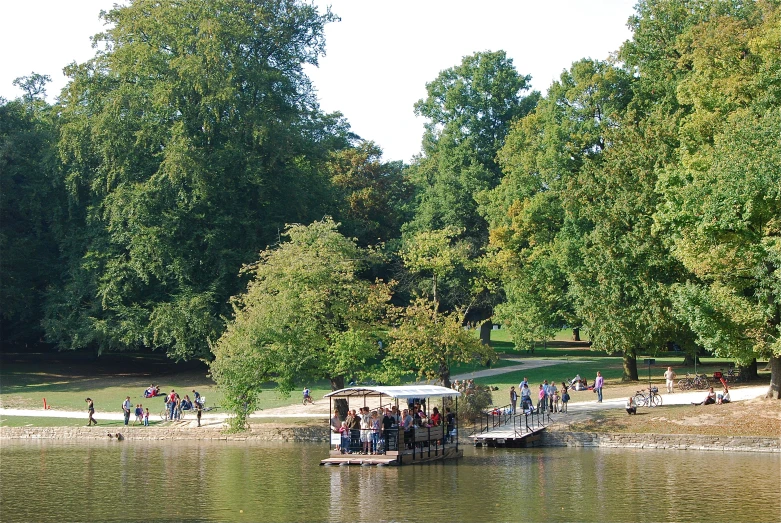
left=134, top=404, right=143, bottom=425
left=552, top=389, right=560, bottom=413
left=561, top=388, right=570, bottom=413
left=143, top=408, right=150, bottom=426
left=339, top=421, right=350, bottom=453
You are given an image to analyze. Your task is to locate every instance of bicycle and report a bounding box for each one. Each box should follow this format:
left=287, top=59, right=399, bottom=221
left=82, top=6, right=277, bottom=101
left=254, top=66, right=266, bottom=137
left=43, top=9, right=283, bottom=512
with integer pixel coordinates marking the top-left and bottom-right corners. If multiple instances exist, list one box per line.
left=159, top=407, right=187, bottom=421
left=302, top=395, right=314, bottom=406
left=634, top=386, right=663, bottom=407
left=677, top=373, right=709, bottom=391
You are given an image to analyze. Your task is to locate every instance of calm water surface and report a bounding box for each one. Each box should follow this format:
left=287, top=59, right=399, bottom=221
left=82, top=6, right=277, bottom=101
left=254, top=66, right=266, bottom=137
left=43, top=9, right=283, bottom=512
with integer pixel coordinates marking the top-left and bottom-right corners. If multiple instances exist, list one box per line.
left=1, top=440, right=778, bottom=522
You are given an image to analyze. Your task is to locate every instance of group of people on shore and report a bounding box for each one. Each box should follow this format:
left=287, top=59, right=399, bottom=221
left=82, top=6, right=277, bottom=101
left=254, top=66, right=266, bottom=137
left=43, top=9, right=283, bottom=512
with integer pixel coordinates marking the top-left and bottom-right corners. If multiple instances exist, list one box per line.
left=450, top=379, right=475, bottom=393
left=85, top=386, right=205, bottom=427
left=508, top=372, right=605, bottom=415
left=331, top=403, right=456, bottom=454
left=509, top=378, right=568, bottom=415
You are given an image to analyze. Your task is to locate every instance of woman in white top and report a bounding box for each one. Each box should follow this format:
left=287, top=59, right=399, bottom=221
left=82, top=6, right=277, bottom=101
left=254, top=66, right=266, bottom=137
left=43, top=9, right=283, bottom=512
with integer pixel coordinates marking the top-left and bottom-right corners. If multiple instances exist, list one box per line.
left=717, top=387, right=731, bottom=404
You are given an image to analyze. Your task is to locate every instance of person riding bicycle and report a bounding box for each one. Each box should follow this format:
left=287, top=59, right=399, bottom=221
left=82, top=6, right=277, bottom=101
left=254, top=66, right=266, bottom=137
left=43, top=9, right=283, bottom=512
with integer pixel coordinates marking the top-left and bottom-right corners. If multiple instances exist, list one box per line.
left=303, top=387, right=312, bottom=403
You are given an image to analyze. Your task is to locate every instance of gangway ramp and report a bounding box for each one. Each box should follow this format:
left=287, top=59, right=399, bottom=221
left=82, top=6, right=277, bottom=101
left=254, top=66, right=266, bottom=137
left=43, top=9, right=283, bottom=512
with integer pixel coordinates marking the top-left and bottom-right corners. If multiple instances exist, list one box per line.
left=471, top=408, right=552, bottom=448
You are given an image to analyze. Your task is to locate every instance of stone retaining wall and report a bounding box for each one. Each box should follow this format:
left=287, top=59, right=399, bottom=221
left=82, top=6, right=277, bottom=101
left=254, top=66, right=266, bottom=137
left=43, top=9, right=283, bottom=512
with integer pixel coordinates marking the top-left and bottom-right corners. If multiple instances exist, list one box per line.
left=542, top=430, right=780, bottom=452
left=0, top=425, right=330, bottom=442
left=3, top=426, right=778, bottom=452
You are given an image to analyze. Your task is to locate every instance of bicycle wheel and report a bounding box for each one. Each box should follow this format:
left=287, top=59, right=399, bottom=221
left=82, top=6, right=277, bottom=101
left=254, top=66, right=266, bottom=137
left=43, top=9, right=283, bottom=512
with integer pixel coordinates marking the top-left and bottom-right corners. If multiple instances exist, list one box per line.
left=677, top=379, right=689, bottom=391
left=700, top=377, right=709, bottom=389
left=634, top=393, right=647, bottom=407
left=651, top=394, right=662, bottom=407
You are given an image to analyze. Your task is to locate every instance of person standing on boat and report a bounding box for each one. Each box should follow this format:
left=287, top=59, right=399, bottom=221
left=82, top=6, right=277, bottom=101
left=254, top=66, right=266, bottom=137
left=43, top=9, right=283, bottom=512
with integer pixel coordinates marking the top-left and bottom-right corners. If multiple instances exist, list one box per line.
left=381, top=409, right=395, bottom=453
left=445, top=407, right=455, bottom=442
left=594, top=371, right=604, bottom=403
left=509, top=386, right=518, bottom=414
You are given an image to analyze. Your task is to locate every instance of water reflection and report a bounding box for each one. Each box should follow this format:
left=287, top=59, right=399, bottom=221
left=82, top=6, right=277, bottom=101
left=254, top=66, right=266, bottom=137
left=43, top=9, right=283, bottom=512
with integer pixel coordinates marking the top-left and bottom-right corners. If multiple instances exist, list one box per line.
left=0, top=440, right=778, bottom=523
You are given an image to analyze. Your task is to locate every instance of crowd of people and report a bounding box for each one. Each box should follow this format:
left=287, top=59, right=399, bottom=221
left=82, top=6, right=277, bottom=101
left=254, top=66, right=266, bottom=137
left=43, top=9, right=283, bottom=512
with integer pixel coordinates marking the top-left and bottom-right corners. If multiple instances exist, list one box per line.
left=331, top=402, right=456, bottom=455
left=85, top=386, right=206, bottom=427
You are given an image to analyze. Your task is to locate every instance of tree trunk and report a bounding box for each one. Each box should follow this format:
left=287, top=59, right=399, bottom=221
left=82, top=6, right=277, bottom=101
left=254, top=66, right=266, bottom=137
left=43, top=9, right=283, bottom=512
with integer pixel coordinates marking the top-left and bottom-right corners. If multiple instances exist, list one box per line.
left=622, top=350, right=638, bottom=381
left=682, top=350, right=701, bottom=366
left=439, top=361, right=451, bottom=388
left=766, top=355, right=780, bottom=399
left=330, top=376, right=348, bottom=420
left=572, top=327, right=580, bottom=341
left=479, top=321, right=492, bottom=345
left=739, top=358, right=759, bottom=380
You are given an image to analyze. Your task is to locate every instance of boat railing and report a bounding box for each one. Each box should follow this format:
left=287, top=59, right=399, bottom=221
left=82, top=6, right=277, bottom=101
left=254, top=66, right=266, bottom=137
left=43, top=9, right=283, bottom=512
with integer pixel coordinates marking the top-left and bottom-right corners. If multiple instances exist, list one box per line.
left=329, top=425, right=456, bottom=456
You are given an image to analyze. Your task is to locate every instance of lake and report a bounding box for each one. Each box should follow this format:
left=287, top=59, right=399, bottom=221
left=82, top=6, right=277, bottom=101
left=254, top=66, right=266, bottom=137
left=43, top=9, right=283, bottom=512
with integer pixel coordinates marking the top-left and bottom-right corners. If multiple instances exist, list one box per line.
left=1, top=440, right=778, bottom=522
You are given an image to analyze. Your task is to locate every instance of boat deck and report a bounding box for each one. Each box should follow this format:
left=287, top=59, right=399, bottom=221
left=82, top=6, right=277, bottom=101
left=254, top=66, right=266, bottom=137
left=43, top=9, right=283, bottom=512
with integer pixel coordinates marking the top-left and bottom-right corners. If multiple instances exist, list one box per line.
left=321, top=455, right=399, bottom=466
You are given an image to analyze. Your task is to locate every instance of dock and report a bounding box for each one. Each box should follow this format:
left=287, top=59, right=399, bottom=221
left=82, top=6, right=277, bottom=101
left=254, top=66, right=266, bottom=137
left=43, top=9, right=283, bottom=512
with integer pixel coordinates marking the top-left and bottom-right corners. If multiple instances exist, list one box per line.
left=471, top=408, right=552, bottom=448
left=472, top=426, right=546, bottom=447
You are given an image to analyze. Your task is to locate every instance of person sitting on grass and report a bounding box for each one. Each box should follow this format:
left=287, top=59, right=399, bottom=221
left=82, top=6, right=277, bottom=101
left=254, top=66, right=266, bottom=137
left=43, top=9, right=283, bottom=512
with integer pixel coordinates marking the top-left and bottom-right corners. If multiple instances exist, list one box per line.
left=717, top=387, right=731, bottom=404
left=693, top=387, right=717, bottom=406
left=626, top=396, right=637, bottom=415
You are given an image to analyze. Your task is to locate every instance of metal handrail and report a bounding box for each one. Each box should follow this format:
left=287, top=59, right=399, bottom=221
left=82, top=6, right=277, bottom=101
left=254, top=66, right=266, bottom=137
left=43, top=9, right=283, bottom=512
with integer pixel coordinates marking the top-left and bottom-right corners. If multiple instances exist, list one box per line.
left=473, top=403, right=552, bottom=438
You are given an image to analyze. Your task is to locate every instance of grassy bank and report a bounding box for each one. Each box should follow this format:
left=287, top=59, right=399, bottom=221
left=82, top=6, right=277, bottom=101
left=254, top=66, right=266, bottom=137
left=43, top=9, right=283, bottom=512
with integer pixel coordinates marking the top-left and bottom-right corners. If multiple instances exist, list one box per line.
left=565, top=397, right=781, bottom=438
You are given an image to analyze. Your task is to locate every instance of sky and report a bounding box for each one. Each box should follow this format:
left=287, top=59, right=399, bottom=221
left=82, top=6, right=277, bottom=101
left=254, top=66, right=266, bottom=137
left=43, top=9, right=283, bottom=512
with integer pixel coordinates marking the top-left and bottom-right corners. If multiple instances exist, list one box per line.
left=0, top=0, right=637, bottom=163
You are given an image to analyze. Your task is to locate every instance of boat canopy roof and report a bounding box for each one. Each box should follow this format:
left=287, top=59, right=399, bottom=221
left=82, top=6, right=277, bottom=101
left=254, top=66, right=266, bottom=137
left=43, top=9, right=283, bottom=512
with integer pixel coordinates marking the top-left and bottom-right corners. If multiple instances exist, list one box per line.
left=325, top=385, right=461, bottom=400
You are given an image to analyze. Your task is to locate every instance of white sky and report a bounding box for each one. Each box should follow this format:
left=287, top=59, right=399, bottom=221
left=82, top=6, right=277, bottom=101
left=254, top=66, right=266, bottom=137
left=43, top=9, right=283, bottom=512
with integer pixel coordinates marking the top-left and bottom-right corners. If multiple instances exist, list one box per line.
left=0, top=0, right=636, bottom=163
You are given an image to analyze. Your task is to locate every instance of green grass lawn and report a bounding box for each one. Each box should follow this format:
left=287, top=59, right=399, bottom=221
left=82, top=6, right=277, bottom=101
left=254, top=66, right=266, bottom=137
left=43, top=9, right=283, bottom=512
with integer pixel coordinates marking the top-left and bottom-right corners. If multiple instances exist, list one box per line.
left=0, top=415, right=168, bottom=428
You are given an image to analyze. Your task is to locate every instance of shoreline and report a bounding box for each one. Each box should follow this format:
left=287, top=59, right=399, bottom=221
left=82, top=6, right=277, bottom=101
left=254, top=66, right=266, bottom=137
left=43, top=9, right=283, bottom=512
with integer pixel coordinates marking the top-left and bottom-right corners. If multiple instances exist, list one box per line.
left=2, top=425, right=778, bottom=453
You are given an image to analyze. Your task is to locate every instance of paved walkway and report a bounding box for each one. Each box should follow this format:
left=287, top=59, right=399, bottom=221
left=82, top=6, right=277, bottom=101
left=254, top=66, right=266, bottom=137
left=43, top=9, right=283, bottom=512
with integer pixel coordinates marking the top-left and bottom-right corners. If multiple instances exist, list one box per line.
left=451, top=358, right=579, bottom=381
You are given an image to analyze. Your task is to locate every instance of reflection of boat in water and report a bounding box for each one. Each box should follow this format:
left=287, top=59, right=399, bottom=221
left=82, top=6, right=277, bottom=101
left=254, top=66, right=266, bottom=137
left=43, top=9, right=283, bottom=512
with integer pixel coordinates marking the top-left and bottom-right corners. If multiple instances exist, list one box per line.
left=320, top=385, right=463, bottom=466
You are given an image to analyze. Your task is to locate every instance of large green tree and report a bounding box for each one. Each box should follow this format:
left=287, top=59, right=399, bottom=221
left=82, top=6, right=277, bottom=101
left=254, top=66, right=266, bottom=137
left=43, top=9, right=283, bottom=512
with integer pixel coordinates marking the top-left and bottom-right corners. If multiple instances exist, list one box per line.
left=654, top=0, right=781, bottom=397
left=210, top=219, right=392, bottom=427
left=45, top=0, right=349, bottom=359
left=382, top=297, right=495, bottom=388
left=483, top=59, right=636, bottom=359
left=326, top=141, right=411, bottom=247
left=0, top=76, right=64, bottom=345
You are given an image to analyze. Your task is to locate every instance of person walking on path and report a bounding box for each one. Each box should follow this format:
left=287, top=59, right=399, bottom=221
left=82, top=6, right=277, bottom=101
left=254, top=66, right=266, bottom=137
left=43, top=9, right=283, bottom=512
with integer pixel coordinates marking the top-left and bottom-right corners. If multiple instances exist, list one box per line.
left=594, top=371, right=604, bottom=403
left=509, top=386, right=518, bottom=414
left=86, top=398, right=97, bottom=426
left=122, top=396, right=132, bottom=425
left=664, top=367, right=676, bottom=393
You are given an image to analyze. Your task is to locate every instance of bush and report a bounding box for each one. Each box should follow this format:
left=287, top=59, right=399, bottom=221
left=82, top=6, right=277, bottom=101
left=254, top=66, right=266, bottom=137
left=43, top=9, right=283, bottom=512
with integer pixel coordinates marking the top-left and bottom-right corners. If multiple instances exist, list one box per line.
left=452, top=386, right=493, bottom=421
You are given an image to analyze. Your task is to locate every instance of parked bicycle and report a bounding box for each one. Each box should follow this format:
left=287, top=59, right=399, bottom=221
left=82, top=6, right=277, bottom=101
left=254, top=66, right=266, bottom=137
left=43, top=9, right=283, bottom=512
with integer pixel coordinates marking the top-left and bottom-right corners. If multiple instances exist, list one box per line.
left=677, top=373, right=709, bottom=391
left=723, top=366, right=743, bottom=384
left=634, top=386, right=663, bottom=407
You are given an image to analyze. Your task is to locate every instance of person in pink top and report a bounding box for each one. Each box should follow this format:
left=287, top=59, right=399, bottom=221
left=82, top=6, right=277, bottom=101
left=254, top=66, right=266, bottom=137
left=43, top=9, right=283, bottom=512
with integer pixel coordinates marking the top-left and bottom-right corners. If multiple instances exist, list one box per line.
left=594, top=371, right=604, bottom=402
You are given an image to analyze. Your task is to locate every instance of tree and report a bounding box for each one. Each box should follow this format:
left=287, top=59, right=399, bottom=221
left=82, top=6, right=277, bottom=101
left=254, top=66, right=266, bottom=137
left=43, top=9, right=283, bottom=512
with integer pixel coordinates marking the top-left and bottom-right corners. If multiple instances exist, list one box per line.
left=46, top=0, right=348, bottom=359
left=408, top=50, right=540, bottom=248
left=382, top=297, right=494, bottom=388
left=0, top=79, right=64, bottom=346
left=653, top=0, right=781, bottom=397
left=326, top=141, right=412, bottom=247
left=399, top=226, right=470, bottom=309
left=210, top=219, right=392, bottom=428
left=483, top=59, right=633, bottom=356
